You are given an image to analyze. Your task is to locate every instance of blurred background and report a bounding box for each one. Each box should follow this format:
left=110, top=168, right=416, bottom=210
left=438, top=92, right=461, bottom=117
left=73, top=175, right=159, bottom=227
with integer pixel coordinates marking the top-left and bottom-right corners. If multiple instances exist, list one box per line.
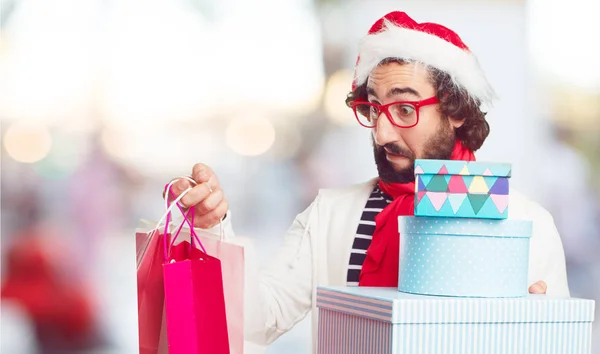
left=1, top=0, right=599, bottom=352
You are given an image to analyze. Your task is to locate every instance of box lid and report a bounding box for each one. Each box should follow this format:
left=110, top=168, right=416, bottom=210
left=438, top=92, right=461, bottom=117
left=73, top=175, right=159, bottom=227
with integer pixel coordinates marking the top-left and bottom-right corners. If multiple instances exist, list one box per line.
left=415, top=160, right=512, bottom=177
left=316, top=286, right=595, bottom=324
left=399, top=216, right=532, bottom=238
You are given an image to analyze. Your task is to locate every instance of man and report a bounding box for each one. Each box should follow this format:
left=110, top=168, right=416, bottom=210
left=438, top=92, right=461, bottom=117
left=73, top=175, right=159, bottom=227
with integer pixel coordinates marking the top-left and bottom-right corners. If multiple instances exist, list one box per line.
left=168, top=11, right=569, bottom=352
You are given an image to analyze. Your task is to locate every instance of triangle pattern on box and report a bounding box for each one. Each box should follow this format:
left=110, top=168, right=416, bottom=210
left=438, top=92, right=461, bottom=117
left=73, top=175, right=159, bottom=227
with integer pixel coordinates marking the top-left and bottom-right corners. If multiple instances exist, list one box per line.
left=426, top=175, right=448, bottom=192
left=417, top=191, right=427, bottom=204
left=438, top=198, right=455, bottom=215
left=438, top=165, right=449, bottom=174
left=457, top=195, right=475, bottom=215
left=462, top=176, right=474, bottom=191
left=483, top=168, right=493, bottom=176
left=448, top=175, right=469, bottom=193
left=419, top=174, right=433, bottom=188
left=468, top=193, right=489, bottom=214
left=444, top=175, right=451, bottom=184
left=468, top=176, right=489, bottom=194
left=445, top=162, right=464, bottom=175
left=418, top=177, right=426, bottom=192
left=459, top=165, right=470, bottom=175
left=414, top=165, right=425, bottom=175
left=419, top=194, right=432, bottom=212
left=468, top=163, right=489, bottom=176
left=489, top=177, right=509, bottom=195
left=478, top=196, right=502, bottom=218
left=484, top=176, right=499, bottom=190
left=493, top=164, right=512, bottom=177
left=448, top=193, right=468, bottom=213
left=426, top=192, right=447, bottom=211
left=491, top=194, right=509, bottom=213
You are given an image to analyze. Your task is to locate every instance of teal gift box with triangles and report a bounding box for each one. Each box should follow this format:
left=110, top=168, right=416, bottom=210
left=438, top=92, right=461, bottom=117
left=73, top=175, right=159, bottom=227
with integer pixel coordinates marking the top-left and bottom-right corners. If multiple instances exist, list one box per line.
left=414, top=160, right=511, bottom=219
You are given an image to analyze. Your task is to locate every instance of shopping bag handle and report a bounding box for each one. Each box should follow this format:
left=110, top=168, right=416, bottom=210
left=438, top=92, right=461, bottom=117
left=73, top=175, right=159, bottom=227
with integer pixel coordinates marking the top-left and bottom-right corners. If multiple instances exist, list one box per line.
left=164, top=176, right=225, bottom=240
left=162, top=179, right=207, bottom=260
left=162, top=176, right=226, bottom=260
left=155, top=181, right=197, bottom=261
left=166, top=199, right=205, bottom=255
left=154, top=182, right=191, bottom=237
left=164, top=178, right=204, bottom=248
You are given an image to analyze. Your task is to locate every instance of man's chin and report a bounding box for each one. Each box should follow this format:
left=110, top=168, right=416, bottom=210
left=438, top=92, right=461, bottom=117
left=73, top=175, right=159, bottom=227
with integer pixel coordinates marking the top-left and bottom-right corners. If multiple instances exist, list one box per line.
left=374, top=148, right=416, bottom=183
left=378, top=165, right=415, bottom=184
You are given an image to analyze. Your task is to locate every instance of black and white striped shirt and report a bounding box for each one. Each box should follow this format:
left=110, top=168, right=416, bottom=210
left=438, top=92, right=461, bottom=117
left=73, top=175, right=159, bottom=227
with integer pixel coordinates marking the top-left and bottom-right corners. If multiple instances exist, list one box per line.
left=346, top=186, right=393, bottom=286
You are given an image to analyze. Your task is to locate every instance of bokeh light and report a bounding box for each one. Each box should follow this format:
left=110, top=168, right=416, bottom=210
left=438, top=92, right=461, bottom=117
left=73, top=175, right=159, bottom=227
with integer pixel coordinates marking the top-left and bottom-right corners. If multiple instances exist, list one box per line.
left=324, top=69, right=355, bottom=125
left=3, top=121, right=53, bottom=163
left=0, top=0, right=98, bottom=123
left=100, top=1, right=216, bottom=129
left=32, top=132, right=90, bottom=180
left=225, top=114, right=276, bottom=156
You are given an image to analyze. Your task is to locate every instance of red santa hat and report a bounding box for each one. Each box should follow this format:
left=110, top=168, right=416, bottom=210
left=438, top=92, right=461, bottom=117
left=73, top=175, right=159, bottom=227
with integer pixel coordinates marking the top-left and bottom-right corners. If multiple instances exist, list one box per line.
left=352, top=11, right=495, bottom=106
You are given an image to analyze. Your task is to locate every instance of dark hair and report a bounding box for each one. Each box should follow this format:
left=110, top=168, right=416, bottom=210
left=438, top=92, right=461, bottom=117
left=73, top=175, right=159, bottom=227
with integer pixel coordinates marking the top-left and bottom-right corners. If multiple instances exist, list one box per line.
left=345, top=59, right=490, bottom=151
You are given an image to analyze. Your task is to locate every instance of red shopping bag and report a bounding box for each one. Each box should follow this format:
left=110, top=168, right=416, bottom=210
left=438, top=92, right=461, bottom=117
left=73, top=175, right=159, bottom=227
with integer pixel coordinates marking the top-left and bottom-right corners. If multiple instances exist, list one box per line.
left=136, top=228, right=169, bottom=354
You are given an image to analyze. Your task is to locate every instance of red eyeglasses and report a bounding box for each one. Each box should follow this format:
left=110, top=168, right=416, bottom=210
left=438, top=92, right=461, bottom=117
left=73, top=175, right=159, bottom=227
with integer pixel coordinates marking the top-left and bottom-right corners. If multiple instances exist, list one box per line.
left=349, top=96, right=439, bottom=128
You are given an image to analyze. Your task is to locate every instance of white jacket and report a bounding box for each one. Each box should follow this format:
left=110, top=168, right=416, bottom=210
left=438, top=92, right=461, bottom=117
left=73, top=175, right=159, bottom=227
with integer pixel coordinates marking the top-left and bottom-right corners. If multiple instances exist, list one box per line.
left=221, top=178, right=570, bottom=353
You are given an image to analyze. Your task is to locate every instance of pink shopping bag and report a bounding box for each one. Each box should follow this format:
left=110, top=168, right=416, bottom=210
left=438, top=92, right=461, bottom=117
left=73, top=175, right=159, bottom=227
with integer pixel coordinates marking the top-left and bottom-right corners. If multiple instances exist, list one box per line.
left=163, top=238, right=230, bottom=354
left=164, top=180, right=245, bottom=354
left=161, top=197, right=230, bottom=354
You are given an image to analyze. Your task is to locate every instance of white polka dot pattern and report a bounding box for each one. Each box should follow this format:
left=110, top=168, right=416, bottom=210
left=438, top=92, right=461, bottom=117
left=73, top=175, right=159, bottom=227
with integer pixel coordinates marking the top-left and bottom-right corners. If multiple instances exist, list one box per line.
left=398, top=217, right=532, bottom=298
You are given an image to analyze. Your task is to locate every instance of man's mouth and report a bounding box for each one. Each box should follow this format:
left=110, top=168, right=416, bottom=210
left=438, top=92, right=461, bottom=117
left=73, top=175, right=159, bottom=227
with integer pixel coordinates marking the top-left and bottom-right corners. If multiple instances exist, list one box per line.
left=384, top=148, right=409, bottom=162
left=384, top=147, right=407, bottom=157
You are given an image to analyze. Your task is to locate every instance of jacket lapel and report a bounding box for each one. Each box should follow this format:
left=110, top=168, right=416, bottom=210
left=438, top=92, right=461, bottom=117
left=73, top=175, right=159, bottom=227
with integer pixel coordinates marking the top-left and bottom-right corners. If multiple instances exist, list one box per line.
left=317, top=178, right=378, bottom=286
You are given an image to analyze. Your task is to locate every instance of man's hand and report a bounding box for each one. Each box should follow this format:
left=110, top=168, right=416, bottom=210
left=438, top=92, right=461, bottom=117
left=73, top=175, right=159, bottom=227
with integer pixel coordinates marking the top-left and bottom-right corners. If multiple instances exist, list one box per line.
left=167, top=163, right=228, bottom=229
left=528, top=281, right=547, bottom=294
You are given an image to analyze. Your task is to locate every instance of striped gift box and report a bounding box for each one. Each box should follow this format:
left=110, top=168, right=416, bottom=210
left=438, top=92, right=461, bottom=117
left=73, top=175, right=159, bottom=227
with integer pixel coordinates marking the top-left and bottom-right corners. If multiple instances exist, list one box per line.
left=317, top=286, right=595, bottom=354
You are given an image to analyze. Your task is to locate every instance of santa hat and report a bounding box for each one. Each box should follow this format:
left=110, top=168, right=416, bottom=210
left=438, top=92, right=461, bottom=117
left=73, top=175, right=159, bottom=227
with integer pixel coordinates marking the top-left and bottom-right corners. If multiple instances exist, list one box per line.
left=352, top=11, right=495, bottom=106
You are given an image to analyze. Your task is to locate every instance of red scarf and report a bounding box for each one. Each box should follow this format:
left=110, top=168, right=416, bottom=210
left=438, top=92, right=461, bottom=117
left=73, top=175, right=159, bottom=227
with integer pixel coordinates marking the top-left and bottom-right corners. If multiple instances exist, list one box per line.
left=358, top=140, right=475, bottom=287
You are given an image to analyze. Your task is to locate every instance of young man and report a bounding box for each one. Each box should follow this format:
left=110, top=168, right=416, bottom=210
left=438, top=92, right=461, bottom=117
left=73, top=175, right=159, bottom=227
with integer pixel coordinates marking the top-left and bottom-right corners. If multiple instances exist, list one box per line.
left=168, top=11, right=569, bottom=353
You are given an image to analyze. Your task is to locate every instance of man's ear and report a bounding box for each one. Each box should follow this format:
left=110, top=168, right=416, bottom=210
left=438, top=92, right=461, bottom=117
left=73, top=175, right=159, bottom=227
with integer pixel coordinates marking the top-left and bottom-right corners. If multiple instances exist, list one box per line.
left=449, top=116, right=466, bottom=129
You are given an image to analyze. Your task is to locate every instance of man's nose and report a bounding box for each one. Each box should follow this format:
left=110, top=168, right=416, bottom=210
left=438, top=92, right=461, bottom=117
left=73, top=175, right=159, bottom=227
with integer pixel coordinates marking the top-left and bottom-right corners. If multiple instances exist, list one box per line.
left=373, top=113, right=398, bottom=147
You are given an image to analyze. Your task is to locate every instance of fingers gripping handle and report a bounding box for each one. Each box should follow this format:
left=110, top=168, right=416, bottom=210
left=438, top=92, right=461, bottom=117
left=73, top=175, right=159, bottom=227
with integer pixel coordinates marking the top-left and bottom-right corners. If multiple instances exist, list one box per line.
left=160, top=178, right=204, bottom=260
left=166, top=176, right=225, bottom=240
left=163, top=176, right=197, bottom=213
left=164, top=177, right=207, bottom=251
left=164, top=177, right=205, bottom=250
left=155, top=179, right=191, bottom=235
left=159, top=176, right=225, bottom=260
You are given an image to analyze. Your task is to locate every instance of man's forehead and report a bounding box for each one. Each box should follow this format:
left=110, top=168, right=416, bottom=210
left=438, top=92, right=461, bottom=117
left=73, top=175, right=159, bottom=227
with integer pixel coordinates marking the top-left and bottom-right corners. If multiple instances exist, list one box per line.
left=368, top=61, right=428, bottom=81
left=366, top=62, right=430, bottom=96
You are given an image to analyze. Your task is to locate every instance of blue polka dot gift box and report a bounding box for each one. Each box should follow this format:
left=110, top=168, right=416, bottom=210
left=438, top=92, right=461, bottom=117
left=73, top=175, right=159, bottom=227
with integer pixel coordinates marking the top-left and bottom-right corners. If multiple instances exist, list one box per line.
left=398, top=216, right=531, bottom=298
left=414, top=159, right=511, bottom=219
left=316, top=286, right=595, bottom=354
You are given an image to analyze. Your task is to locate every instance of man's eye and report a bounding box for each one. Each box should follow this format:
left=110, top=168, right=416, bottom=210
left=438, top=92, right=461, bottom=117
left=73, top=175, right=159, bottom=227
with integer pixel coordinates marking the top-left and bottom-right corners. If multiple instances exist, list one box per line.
left=397, top=104, right=415, bottom=116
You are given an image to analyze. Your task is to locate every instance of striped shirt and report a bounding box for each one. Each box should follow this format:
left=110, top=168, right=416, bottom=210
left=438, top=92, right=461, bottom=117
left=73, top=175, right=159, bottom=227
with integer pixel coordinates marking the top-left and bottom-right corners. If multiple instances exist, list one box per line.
left=346, top=186, right=393, bottom=286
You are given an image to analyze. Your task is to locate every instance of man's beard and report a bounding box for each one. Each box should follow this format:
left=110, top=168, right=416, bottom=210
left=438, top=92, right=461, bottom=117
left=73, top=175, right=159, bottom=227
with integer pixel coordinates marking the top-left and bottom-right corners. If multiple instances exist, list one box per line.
left=373, top=121, right=456, bottom=183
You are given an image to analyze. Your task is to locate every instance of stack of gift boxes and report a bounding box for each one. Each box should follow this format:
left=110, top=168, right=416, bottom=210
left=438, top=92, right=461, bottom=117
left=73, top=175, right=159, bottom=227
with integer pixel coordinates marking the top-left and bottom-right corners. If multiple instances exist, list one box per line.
left=317, top=160, right=595, bottom=354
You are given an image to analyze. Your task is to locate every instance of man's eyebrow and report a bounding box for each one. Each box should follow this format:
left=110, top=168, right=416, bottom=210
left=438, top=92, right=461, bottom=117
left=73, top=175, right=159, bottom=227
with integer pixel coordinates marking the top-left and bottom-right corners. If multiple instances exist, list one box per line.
left=388, top=87, right=421, bottom=99
left=366, top=86, right=422, bottom=99
left=367, top=86, right=377, bottom=98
